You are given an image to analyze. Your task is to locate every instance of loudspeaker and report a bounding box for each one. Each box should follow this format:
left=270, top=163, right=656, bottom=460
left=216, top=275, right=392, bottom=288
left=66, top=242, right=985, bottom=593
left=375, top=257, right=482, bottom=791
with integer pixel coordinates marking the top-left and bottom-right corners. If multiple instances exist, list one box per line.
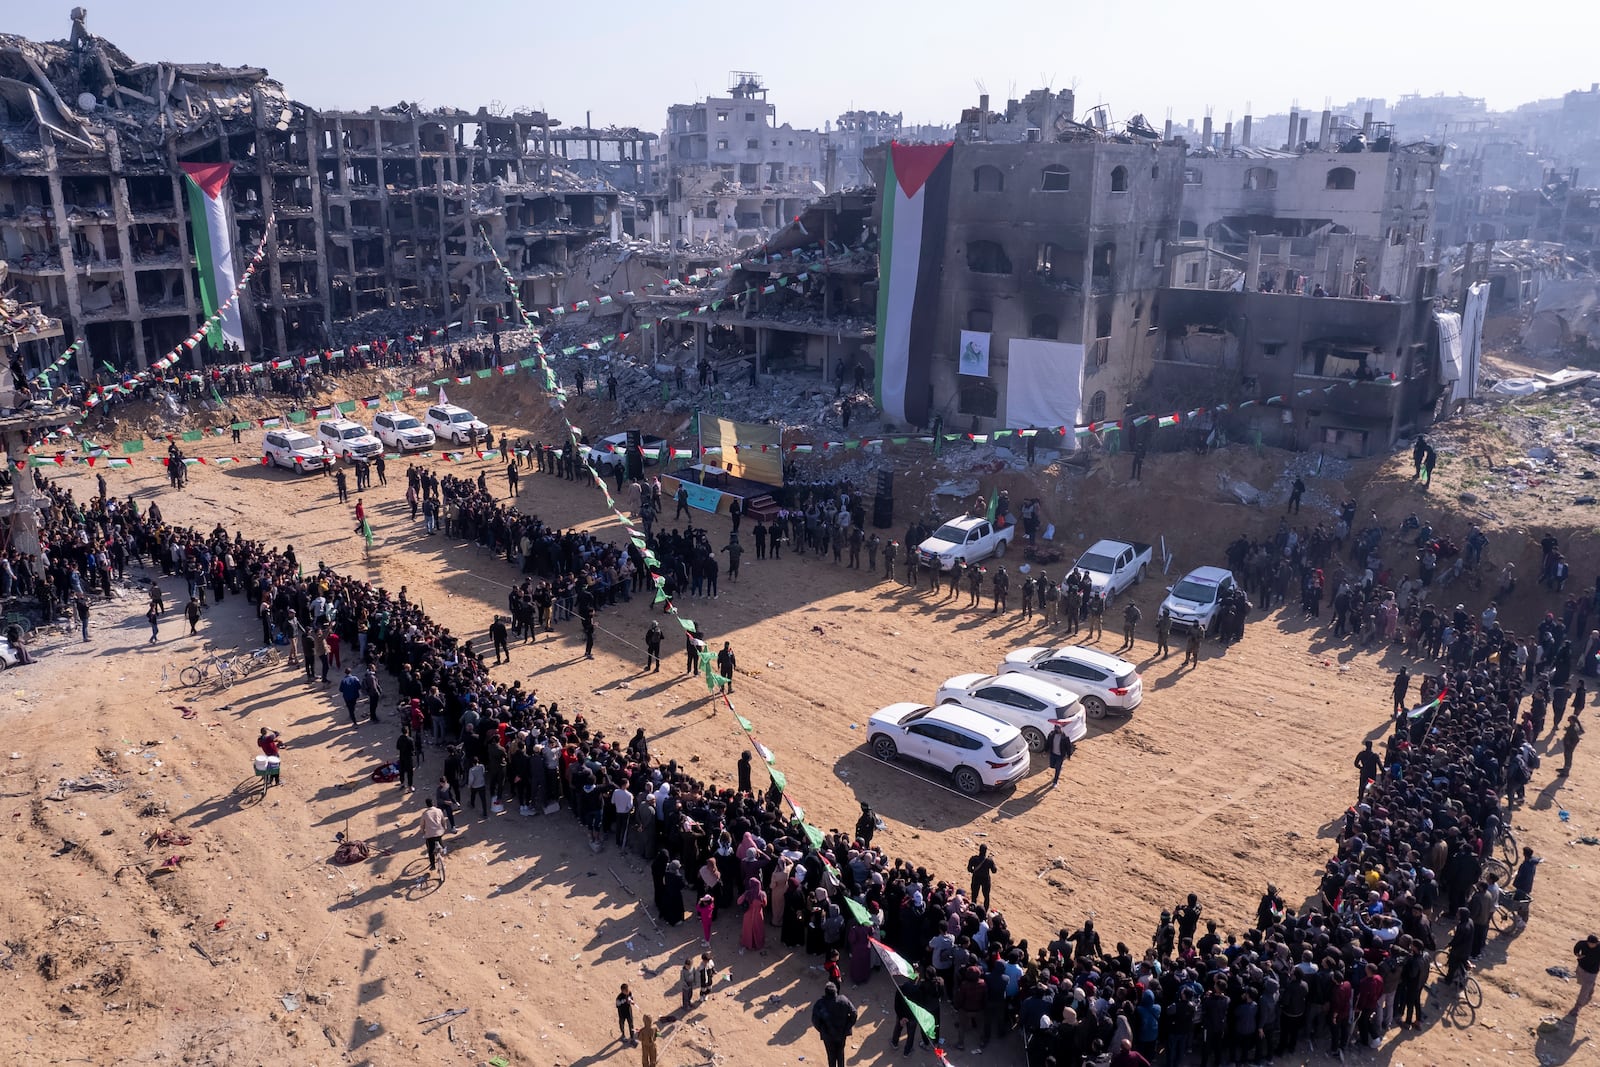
left=872, top=493, right=894, bottom=529
left=876, top=469, right=894, bottom=497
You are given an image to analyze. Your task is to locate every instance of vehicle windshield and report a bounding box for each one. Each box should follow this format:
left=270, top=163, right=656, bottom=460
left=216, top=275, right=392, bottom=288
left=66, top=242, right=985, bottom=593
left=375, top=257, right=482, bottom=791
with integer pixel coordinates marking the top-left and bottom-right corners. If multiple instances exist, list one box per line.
left=340, top=427, right=365, bottom=440
left=390, top=416, right=422, bottom=430
left=283, top=434, right=314, bottom=449
left=449, top=411, right=475, bottom=423
left=1171, top=579, right=1219, bottom=603
left=1078, top=552, right=1116, bottom=571
left=930, top=522, right=971, bottom=542
left=993, top=736, right=1026, bottom=759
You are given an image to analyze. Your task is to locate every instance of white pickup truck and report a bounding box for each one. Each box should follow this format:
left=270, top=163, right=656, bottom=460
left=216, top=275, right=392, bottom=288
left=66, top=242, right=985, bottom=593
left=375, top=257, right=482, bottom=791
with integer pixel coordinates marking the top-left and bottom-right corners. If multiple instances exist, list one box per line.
left=1068, top=538, right=1154, bottom=602
left=917, top=515, right=1016, bottom=571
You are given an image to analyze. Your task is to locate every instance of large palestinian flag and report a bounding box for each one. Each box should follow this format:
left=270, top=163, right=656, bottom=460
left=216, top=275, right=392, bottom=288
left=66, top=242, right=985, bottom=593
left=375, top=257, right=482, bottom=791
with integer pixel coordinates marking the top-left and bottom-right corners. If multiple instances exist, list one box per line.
left=180, top=162, right=244, bottom=348
left=874, top=141, right=954, bottom=427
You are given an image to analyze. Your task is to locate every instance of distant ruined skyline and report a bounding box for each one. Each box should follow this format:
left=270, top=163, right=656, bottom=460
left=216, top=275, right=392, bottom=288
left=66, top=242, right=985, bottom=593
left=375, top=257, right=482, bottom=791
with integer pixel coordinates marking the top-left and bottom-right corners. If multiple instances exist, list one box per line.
left=7, top=2, right=1596, bottom=137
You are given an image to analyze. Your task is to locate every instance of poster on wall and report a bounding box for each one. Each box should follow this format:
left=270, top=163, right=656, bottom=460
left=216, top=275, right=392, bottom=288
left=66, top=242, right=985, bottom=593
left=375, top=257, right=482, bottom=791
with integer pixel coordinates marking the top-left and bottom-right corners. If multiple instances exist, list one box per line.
left=958, top=330, right=991, bottom=378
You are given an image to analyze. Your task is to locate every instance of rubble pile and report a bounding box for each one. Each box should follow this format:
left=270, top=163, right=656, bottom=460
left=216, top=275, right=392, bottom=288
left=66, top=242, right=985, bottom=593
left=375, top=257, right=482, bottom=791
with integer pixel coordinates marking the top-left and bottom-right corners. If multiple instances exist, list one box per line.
left=1, top=265, right=59, bottom=340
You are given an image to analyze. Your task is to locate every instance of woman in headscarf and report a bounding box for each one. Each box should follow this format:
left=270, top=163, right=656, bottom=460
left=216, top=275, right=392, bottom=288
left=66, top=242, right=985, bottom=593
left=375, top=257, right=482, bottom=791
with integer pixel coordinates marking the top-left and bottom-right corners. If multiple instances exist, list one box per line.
left=822, top=903, right=845, bottom=951
left=738, top=831, right=765, bottom=883
left=768, top=856, right=791, bottom=929
left=658, top=860, right=686, bottom=926
left=697, top=854, right=722, bottom=918
left=738, top=877, right=767, bottom=951
left=781, top=876, right=808, bottom=947
left=847, top=915, right=872, bottom=984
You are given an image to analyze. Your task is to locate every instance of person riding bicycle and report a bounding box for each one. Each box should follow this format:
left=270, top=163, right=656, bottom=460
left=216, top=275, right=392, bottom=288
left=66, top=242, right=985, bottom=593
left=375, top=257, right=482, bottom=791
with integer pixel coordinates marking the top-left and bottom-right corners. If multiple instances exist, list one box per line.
left=1445, top=906, right=1475, bottom=983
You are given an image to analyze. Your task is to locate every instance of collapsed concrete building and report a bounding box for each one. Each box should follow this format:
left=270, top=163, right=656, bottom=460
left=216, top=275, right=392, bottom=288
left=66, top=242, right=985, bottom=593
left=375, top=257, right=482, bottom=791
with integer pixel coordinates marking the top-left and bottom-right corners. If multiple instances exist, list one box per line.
left=662, top=73, right=826, bottom=248
left=0, top=11, right=640, bottom=380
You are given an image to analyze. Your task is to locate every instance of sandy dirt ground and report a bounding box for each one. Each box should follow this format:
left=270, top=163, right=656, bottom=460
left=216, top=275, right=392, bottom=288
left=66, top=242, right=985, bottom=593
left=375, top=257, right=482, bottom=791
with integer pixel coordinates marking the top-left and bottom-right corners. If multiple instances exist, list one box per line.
left=3, top=409, right=1599, bottom=1067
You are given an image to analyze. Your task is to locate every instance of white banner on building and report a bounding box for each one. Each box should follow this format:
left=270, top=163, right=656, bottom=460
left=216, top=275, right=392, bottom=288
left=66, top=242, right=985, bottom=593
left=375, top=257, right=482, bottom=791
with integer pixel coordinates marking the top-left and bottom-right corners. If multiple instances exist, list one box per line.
left=1458, top=282, right=1489, bottom=403
left=958, top=330, right=991, bottom=378
left=1005, top=338, right=1085, bottom=447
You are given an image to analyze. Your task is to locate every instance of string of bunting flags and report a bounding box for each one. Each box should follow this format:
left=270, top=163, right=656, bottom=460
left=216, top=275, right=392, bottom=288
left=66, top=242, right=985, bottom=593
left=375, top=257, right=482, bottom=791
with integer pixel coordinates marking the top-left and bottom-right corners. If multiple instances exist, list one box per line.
left=467, top=225, right=859, bottom=877
left=28, top=240, right=835, bottom=401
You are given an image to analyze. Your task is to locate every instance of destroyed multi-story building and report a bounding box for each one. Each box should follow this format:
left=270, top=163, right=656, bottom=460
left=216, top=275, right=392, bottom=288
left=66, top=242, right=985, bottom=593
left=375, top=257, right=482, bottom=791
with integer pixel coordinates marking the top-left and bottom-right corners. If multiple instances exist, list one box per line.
left=862, top=93, right=1186, bottom=430
left=822, top=111, right=955, bottom=192
left=662, top=74, right=825, bottom=248
left=1179, top=106, right=1442, bottom=248
left=0, top=12, right=633, bottom=380
left=1147, top=230, right=1450, bottom=456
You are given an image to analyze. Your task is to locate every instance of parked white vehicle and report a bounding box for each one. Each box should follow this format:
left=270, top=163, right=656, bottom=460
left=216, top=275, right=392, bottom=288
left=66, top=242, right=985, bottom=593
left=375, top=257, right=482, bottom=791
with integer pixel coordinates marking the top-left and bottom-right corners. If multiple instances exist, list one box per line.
left=315, top=418, right=382, bottom=460
left=917, top=515, right=1016, bottom=571
left=372, top=410, right=435, bottom=452
left=425, top=403, right=489, bottom=445
left=935, top=672, right=1086, bottom=751
left=262, top=429, right=331, bottom=472
left=866, top=702, right=1030, bottom=795
left=999, top=645, right=1143, bottom=719
left=1160, top=566, right=1238, bottom=632
left=1067, top=538, right=1153, bottom=602
left=584, top=431, right=667, bottom=474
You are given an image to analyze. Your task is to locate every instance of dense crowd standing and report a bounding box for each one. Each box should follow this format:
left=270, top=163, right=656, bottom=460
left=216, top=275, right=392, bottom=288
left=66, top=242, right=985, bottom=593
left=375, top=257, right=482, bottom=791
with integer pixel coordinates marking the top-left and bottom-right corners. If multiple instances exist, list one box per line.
left=6, top=443, right=1597, bottom=1065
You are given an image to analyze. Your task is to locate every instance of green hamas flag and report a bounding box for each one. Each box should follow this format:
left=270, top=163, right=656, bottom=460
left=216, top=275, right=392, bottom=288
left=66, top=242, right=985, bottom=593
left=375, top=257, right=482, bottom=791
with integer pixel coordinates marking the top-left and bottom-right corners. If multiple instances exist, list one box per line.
left=906, top=998, right=938, bottom=1043
left=768, top=767, right=787, bottom=792
left=122, top=440, right=145, bottom=454
left=844, top=897, right=873, bottom=926
left=362, top=520, right=374, bottom=548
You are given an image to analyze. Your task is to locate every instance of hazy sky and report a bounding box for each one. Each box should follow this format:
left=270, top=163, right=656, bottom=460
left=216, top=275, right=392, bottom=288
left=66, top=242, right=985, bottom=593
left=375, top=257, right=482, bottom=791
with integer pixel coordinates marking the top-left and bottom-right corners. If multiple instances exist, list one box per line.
left=12, top=1, right=1598, bottom=132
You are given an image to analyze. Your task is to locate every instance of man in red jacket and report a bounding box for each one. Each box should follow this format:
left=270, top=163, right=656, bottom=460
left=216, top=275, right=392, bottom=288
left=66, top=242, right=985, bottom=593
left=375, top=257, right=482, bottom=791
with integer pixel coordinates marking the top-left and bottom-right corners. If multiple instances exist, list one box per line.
left=1355, top=962, right=1385, bottom=1047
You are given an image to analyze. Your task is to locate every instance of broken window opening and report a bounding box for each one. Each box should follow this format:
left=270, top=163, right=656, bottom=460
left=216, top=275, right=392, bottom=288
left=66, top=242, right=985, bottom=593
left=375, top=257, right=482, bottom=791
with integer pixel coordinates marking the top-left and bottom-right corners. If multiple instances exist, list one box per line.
left=1029, top=313, right=1060, bottom=339
left=1110, top=166, right=1129, bottom=193
left=966, top=240, right=1012, bottom=275
left=967, top=308, right=993, bottom=332
left=1244, top=167, right=1278, bottom=191
left=973, top=165, right=1005, bottom=194
left=1041, top=165, right=1070, bottom=192
left=1326, top=167, right=1357, bottom=191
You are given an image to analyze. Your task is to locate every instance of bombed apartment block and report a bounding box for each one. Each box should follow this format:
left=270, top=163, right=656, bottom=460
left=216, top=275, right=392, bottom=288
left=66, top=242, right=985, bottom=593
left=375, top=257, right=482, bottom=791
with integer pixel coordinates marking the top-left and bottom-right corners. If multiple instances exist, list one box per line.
left=0, top=11, right=318, bottom=378
left=0, top=11, right=627, bottom=379
left=1146, top=231, right=1451, bottom=456
left=664, top=74, right=827, bottom=248
left=863, top=103, right=1187, bottom=433
left=308, top=105, right=620, bottom=329
left=667, top=189, right=877, bottom=375
left=1179, top=107, right=1442, bottom=247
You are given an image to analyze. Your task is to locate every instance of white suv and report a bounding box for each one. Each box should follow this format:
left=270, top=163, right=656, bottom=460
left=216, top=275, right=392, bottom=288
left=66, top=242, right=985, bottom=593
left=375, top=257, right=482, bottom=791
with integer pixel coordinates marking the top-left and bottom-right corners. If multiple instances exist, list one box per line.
left=316, top=418, right=382, bottom=460
left=935, top=672, right=1086, bottom=751
left=866, top=702, right=1030, bottom=795
left=1160, top=566, right=1237, bottom=633
left=425, top=404, right=488, bottom=445
left=262, top=429, right=329, bottom=472
left=373, top=410, right=435, bottom=452
left=999, top=646, right=1143, bottom=719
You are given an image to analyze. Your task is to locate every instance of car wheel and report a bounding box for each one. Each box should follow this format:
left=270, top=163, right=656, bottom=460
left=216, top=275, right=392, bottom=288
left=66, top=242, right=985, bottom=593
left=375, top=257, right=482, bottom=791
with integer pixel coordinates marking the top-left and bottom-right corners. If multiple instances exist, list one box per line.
left=1082, top=695, right=1108, bottom=720
left=952, top=767, right=983, bottom=796
left=993, top=538, right=1007, bottom=558
left=871, top=736, right=898, bottom=761
left=1134, top=564, right=1147, bottom=584
left=1021, top=726, right=1046, bottom=752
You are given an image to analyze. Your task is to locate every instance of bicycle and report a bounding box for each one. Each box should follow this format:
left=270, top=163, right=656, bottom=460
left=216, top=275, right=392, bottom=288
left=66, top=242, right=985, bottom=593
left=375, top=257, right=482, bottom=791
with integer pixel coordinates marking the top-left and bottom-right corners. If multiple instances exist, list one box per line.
left=235, top=646, right=280, bottom=676
left=1491, top=892, right=1531, bottom=935
left=179, top=652, right=238, bottom=690
left=1498, top=829, right=1519, bottom=868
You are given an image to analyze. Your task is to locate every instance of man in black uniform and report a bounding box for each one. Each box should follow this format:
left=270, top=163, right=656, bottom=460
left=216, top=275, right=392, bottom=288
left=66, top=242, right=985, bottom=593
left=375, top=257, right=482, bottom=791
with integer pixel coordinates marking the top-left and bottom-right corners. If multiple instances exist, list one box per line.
left=967, top=564, right=982, bottom=608
left=883, top=539, right=897, bottom=581
left=490, top=614, right=510, bottom=664
left=1155, top=607, right=1173, bottom=658
left=645, top=620, right=662, bottom=672
left=1354, top=740, right=1382, bottom=800
left=992, top=565, right=1009, bottom=613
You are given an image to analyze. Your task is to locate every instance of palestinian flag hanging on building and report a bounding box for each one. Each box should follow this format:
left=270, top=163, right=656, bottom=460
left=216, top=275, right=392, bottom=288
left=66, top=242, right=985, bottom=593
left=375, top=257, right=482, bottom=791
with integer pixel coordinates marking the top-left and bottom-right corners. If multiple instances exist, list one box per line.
left=874, top=141, right=954, bottom=427
left=180, top=162, right=245, bottom=349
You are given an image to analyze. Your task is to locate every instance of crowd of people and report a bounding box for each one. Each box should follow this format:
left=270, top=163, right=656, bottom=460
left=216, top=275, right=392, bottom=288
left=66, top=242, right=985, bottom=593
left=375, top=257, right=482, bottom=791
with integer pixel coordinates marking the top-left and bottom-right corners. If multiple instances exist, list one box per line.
left=8, top=417, right=1599, bottom=1067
